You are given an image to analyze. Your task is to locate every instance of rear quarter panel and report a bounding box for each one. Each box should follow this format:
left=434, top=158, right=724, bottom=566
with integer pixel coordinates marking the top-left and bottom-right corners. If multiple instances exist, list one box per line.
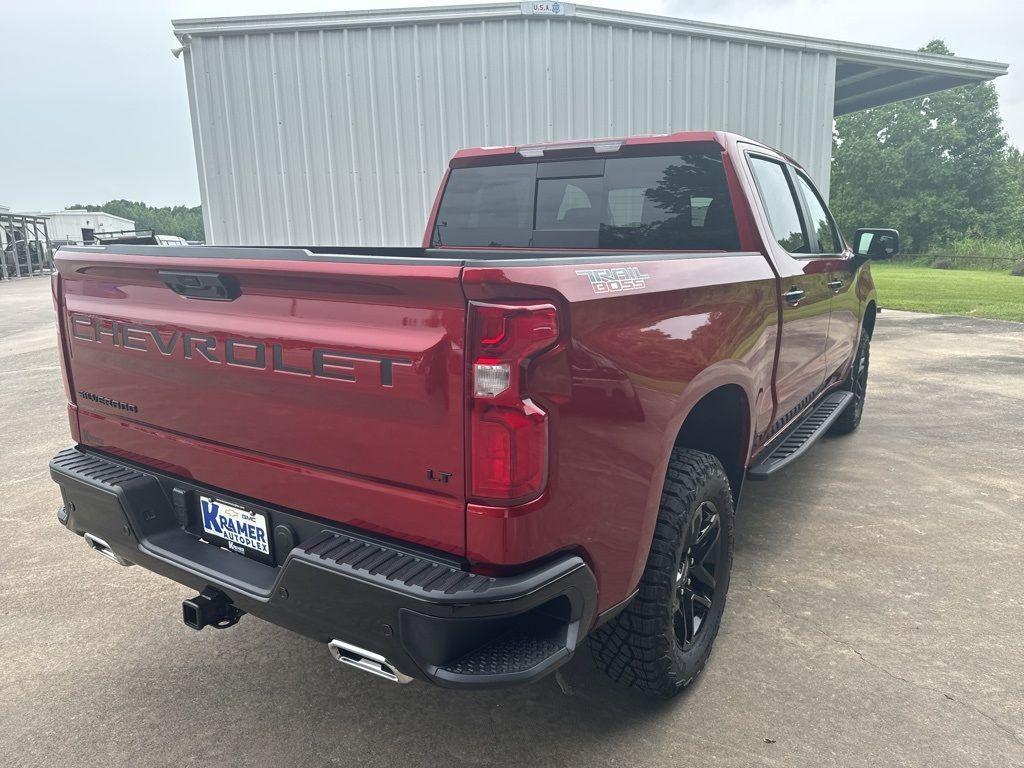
left=462, top=252, right=778, bottom=611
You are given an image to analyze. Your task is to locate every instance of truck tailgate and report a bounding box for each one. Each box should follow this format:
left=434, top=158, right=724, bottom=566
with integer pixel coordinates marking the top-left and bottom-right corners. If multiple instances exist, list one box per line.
left=55, top=248, right=467, bottom=555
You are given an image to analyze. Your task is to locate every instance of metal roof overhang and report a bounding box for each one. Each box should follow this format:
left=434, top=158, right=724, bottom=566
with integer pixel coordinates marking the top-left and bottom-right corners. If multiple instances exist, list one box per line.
left=832, top=58, right=1005, bottom=115
left=172, top=2, right=1008, bottom=117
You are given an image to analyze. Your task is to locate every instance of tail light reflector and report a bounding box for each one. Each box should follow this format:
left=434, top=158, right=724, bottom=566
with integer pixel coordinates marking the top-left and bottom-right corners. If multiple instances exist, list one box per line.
left=468, top=302, right=558, bottom=503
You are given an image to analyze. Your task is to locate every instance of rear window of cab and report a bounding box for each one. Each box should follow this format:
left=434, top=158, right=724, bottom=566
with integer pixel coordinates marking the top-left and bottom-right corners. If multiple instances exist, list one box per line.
left=431, top=152, right=739, bottom=251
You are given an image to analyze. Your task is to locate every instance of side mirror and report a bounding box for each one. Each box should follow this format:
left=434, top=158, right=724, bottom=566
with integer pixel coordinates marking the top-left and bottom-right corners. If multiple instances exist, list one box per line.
left=852, top=228, right=900, bottom=260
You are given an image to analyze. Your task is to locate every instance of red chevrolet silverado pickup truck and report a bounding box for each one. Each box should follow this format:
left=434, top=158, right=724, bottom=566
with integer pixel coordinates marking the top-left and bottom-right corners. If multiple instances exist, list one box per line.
left=49, top=131, right=898, bottom=698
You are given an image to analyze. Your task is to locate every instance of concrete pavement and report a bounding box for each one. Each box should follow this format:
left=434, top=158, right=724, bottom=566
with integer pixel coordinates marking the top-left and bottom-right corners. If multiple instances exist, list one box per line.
left=1, top=276, right=1022, bottom=767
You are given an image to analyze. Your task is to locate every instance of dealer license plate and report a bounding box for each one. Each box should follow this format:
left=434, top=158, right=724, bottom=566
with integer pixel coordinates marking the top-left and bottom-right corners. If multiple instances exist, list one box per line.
left=199, top=495, right=271, bottom=559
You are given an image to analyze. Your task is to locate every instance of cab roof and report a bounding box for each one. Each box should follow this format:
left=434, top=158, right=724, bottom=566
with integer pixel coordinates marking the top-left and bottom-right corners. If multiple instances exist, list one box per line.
left=449, top=131, right=793, bottom=166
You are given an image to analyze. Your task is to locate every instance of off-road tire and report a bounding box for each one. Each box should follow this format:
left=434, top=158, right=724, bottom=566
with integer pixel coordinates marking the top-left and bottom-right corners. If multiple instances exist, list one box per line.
left=589, top=448, right=734, bottom=698
left=829, top=330, right=870, bottom=436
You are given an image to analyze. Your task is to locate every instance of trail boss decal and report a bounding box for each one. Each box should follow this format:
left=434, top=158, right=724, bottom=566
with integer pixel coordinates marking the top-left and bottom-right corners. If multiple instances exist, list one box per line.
left=576, top=266, right=651, bottom=294
left=200, top=496, right=271, bottom=557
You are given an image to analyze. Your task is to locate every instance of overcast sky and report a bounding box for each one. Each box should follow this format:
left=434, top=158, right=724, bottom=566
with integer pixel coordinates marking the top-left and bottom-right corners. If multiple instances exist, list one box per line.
left=2, top=0, right=1020, bottom=211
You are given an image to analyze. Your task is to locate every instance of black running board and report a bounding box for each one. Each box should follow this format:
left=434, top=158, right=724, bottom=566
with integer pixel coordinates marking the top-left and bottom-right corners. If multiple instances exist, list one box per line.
left=747, top=391, right=853, bottom=479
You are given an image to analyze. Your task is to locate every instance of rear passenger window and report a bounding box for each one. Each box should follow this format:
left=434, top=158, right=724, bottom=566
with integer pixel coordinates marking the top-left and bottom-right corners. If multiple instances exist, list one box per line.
left=794, top=173, right=840, bottom=254
left=748, top=157, right=808, bottom=254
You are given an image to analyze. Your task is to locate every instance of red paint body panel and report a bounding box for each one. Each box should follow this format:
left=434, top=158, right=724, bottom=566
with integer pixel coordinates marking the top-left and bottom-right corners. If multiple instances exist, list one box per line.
left=461, top=253, right=779, bottom=605
left=57, top=252, right=467, bottom=555
left=52, top=132, right=875, bottom=617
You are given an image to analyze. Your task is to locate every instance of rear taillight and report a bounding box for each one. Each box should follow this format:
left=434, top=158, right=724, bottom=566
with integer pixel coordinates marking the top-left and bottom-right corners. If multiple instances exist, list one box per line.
left=51, top=272, right=74, bottom=401
left=468, top=302, right=559, bottom=503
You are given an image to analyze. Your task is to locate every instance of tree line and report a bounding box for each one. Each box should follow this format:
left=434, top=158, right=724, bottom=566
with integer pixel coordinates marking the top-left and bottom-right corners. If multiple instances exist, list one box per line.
left=831, top=40, right=1023, bottom=256
left=65, top=200, right=204, bottom=242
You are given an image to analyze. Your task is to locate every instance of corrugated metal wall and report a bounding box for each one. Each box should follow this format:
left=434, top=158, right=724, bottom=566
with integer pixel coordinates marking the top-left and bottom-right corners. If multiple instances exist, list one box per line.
left=183, top=16, right=836, bottom=246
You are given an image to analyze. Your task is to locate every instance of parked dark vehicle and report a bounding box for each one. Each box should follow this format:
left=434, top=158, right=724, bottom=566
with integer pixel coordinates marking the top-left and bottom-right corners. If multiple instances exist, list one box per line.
left=48, top=131, right=897, bottom=697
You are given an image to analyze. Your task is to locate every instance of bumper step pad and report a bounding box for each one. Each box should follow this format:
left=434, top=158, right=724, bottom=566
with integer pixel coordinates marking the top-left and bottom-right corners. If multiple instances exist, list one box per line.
left=301, top=531, right=496, bottom=597
left=440, top=626, right=567, bottom=677
left=51, top=447, right=148, bottom=491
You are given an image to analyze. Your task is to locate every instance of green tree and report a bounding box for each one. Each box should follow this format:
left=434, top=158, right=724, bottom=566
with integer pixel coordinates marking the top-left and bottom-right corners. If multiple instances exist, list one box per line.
left=65, top=200, right=205, bottom=242
left=831, top=40, right=1016, bottom=252
left=1005, top=147, right=1024, bottom=226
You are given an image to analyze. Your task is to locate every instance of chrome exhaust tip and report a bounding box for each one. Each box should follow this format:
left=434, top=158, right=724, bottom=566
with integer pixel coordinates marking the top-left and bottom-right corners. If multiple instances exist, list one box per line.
left=84, top=533, right=133, bottom=567
left=328, top=639, right=413, bottom=684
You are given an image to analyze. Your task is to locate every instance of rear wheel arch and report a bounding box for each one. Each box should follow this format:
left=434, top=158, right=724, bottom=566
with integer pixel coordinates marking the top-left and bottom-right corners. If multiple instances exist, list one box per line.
left=589, top=446, right=736, bottom=697
left=672, top=384, right=751, bottom=504
left=619, top=377, right=753, bottom=615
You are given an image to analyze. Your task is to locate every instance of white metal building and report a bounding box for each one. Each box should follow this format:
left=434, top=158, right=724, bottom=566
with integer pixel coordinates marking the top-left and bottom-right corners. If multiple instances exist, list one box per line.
left=173, top=2, right=1007, bottom=247
left=25, top=210, right=135, bottom=245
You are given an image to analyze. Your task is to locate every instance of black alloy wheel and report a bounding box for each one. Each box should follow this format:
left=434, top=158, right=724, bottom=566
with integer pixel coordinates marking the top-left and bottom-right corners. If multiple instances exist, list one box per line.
left=589, top=448, right=735, bottom=698
left=850, top=333, right=870, bottom=420
left=830, top=331, right=870, bottom=435
left=674, top=500, right=723, bottom=649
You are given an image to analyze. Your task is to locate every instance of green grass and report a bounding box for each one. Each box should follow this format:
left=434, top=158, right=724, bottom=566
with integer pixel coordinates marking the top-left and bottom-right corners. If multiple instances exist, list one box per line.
left=871, top=263, right=1024, bottom=322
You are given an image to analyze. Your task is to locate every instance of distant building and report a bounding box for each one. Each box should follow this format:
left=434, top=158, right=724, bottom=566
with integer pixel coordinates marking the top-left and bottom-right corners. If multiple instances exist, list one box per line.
left=174, top=2, right=1007, bottom=246
left=0, top=202, right=10, bottom=214
left=23, top=210, right=135, bottom=246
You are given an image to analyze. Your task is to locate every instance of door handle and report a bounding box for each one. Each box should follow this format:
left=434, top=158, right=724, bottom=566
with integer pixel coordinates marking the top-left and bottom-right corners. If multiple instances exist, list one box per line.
left=828, top=279, right=844, bottom=293
left=782, top=287, right=805, bottom=305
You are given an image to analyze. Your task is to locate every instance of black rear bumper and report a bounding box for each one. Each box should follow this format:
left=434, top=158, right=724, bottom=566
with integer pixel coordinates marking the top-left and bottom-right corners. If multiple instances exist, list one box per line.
left=50, top=447, right=597, bottom=689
